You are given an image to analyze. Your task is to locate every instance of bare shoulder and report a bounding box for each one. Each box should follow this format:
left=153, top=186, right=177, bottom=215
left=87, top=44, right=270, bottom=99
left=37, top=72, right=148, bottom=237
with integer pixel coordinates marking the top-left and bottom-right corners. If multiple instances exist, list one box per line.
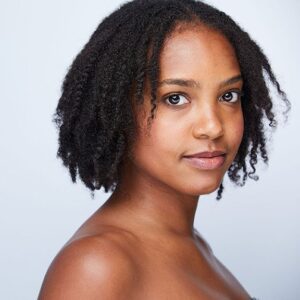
left=193, top=228, right=214, bottom=254
left=193, top=229, right=251, bottom=298
left=38, top=232, right=139, bottom=300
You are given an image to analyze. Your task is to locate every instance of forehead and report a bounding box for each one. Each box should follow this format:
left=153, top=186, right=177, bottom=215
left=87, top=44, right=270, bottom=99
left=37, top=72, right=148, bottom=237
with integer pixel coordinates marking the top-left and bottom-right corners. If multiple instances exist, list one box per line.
left=158, top=26, right=241, bottom=82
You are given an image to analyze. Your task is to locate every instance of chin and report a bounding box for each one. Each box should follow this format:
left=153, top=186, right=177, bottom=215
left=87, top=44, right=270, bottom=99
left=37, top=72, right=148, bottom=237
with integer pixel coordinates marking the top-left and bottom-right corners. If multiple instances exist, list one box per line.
left=182, top=179, right=222, bottom=196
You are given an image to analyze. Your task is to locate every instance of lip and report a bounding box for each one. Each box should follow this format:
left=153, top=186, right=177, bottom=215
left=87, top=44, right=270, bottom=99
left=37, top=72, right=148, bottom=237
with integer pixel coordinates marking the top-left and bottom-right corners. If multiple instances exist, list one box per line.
left=183, top=155, right=226, bottom=170
left=182, top=150, right=226, bottom=170
left=183, top=150, right=226, bottom=158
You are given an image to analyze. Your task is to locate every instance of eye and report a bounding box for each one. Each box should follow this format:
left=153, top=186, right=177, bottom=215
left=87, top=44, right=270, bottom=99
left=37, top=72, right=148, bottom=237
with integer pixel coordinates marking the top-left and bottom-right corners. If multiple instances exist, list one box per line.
left=163, top=93, right=189, bottom=107
left=219, top=90, right=243, bottom=103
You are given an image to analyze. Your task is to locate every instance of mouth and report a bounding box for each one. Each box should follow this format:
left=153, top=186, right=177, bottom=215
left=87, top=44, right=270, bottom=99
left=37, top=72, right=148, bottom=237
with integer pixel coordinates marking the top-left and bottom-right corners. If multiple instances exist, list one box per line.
left=182, top=153, right=226, bottom=170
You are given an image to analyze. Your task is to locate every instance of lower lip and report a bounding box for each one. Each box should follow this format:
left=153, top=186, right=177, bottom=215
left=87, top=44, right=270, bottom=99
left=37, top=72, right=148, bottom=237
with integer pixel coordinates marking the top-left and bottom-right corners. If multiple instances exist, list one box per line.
left=183, top=155, right=226, bottom=170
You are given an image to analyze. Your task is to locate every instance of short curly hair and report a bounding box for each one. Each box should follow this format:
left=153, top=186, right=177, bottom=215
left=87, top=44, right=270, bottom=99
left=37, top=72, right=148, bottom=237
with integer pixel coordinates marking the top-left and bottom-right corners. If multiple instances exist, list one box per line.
left=52, top=0, right=291, bottom=201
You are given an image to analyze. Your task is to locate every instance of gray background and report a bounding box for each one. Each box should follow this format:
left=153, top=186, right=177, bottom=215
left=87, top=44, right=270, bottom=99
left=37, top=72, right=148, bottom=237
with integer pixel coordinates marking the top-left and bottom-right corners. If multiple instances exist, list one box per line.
left=1, top=1, right=299, bottom=299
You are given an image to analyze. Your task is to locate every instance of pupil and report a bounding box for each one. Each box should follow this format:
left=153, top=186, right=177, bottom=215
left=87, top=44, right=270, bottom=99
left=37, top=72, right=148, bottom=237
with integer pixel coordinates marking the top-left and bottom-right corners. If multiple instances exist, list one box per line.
left=225, top=92, right=232, bottom=100
left=169, top=95, right=180, bottom=104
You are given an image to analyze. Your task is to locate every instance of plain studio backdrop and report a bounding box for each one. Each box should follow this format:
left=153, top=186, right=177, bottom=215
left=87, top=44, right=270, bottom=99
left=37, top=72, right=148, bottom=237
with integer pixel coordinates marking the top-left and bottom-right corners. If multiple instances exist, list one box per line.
left=1, top=1, right=299, bottom=299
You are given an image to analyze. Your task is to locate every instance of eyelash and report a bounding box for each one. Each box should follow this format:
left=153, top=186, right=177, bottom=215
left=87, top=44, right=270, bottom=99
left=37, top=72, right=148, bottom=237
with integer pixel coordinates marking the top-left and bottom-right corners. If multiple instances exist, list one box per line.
left=163, top=90, right=243, bottom=107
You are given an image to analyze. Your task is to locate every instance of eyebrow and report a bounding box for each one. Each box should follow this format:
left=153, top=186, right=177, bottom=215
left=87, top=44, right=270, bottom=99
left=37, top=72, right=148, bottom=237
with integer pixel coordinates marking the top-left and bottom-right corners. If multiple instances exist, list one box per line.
left=157, top=74, right=243, bottom=89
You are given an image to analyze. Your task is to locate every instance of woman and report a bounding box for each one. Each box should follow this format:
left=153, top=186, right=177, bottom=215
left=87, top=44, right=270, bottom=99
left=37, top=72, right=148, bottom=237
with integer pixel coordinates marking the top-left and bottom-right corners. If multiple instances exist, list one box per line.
left=38, top=0, right=290, bottom=299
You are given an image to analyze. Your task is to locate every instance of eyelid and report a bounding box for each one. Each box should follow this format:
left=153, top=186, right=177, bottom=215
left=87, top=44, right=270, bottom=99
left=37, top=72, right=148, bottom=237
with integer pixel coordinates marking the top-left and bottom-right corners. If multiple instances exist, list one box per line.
left=222, top=88, right=243, bottom=95
left=162, top=91, right=189, bottom=99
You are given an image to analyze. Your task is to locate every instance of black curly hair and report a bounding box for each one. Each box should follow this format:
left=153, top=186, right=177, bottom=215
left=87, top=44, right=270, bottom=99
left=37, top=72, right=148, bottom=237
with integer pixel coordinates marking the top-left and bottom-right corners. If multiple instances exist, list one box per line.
left=52, top=0, right=291, bottom=201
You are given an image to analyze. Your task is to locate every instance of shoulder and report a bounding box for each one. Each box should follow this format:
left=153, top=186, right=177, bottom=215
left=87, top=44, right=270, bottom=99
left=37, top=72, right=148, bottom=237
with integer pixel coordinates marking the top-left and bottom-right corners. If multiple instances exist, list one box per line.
left=38, top=232, right=139, bottom=300
left=193, top=228, right=214, bottom=255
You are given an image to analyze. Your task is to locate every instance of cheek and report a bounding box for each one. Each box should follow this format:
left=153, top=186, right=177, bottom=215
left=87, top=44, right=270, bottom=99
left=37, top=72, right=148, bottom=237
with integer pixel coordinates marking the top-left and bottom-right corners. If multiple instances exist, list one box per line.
left=228, top=111, right=244, bottom=153
left=148, top=109, right=191, bottom=162
left=142, top=116, right=178, bottom=158
left=130, top=111, right=182, bottom=178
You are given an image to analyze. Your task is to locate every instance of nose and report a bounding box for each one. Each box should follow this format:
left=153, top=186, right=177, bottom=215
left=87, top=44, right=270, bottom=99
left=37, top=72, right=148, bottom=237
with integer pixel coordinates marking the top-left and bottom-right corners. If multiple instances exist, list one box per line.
left=192, top=103, right=224, bottom=140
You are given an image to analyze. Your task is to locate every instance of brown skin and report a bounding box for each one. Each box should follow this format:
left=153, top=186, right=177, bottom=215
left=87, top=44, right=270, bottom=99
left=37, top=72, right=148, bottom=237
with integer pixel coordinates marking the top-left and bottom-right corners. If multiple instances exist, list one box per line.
left=38, top=24, right=251, bottom=300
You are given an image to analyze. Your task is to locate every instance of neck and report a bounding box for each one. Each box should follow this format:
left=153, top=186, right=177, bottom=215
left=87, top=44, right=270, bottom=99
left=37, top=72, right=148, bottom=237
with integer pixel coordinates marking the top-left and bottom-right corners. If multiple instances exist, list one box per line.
left=99, top=160, right=200, bottom=238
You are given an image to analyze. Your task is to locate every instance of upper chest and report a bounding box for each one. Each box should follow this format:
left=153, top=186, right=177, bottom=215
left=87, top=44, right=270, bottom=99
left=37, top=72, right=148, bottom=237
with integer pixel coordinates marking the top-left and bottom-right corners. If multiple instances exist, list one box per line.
left=129, top=237, right=251, bottom=300
left=73, top=221, right=251, bottom=299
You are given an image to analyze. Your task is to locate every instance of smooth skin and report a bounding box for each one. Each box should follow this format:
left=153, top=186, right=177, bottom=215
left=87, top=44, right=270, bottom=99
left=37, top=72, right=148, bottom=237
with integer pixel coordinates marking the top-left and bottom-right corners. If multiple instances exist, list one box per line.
left=38, top=23, right=251, bottom=300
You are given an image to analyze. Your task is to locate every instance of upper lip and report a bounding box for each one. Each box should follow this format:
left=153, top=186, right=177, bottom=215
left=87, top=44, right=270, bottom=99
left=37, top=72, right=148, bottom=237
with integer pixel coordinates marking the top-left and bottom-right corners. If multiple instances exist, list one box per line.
left=183, top=150, right=226, bottom=158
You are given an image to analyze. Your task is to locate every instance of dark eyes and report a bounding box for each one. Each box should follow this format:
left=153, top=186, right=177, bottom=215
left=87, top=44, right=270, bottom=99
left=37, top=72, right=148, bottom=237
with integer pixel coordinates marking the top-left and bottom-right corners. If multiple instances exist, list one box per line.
left=221, top=91, right=242, bottom=103
left=163, top=90, right=243, bottom=107
left=164, top=94, right=189, bottom=106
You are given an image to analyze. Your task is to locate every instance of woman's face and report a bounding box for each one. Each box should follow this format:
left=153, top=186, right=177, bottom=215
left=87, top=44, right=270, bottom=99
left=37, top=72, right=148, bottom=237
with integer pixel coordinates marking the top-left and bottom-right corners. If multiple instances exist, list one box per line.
left=129, top=26, right=244, bottom=196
